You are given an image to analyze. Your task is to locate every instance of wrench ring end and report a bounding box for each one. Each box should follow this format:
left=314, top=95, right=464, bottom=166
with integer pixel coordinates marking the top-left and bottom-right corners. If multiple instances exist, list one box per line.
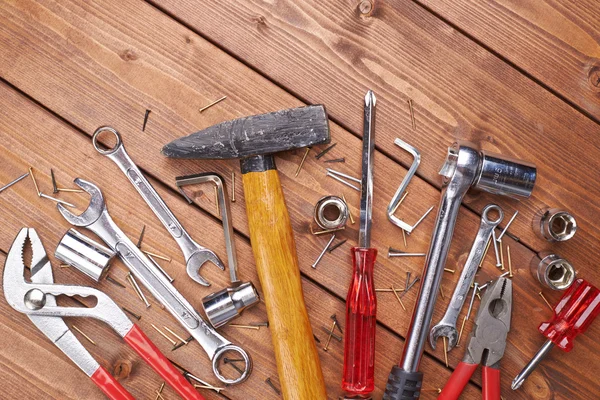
left=212, top=344, right=252, bottom=385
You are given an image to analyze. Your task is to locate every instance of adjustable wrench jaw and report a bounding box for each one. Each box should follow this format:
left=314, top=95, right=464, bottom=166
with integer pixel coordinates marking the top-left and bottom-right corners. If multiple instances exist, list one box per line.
left=464, top=277, right=512, bottom=367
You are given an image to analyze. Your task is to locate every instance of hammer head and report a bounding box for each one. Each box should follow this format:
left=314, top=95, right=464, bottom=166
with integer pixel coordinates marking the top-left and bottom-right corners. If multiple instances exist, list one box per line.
left=162, top=105, right=330, bottom=159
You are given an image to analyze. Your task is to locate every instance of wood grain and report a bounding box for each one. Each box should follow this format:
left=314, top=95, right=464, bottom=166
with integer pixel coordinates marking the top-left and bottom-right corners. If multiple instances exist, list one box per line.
left=0, top=80, right=483, bottom=399
left=417, top=0, right=600, bottom=120
left=0, top=0, right=598, bottom=399
left=151, top=0, right=600, bottom=267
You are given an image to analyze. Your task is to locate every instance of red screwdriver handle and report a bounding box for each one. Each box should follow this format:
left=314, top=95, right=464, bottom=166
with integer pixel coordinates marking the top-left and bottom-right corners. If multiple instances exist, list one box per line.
left=90, top=366, right=135, bottom=400
left=342, top=247, right=377, bottom=397
left=124, top=324, right=205, bottom=400
left=539, top=279, right=600, bottom=351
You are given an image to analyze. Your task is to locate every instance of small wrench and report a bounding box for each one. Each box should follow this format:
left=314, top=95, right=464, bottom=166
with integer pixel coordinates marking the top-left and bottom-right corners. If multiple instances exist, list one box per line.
left=92, top=127, right=224, bottom=286
left=58, top=178, right=251, bottom=384
left=429, top=204, right=503, bottom=351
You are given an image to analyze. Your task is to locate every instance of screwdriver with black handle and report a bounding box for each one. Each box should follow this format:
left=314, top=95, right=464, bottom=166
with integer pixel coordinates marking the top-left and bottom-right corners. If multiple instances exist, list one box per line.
left=512, top=278, right=600, bottom=390
left=341, top=90, right=377, bottom=399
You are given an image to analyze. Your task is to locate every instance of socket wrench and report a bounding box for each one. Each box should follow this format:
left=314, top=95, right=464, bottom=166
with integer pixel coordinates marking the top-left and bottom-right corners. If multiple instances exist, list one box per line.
left=429, top=204, right=503, bottom=351
left=92, top=126, right=224, bottom=286
left=58, top=178, right=251, bottom=384
left=383, top=141, right=536, bottom=400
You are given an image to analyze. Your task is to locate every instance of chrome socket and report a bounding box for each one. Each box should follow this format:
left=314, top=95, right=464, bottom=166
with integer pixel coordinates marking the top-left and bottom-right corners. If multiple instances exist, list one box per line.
left=314, top=195, right=349, bottom=230
left=533, top=208, right=577, bottom=242
left=202, top=282, right=260, bottom=328
left=55, top=229, right=115, bottom=282
left=531, top=253, right=576, bottom=290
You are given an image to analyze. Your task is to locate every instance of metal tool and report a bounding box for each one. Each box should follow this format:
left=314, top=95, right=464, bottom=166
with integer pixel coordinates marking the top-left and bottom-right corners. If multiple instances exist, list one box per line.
left=532, top=207, right=577, bottom=242
left=530, top=253, right=576, bottom=291
left=0, top=171, right=29, bottom=193
left=512, top=279, right=600, bottom=390
left=314, top=195, right=349, bottom=230
left=55, top=229, right=116, bottom=282
left=3, top=228, right=203, bottom=400
left=92, top=126, right=224, bottom=286
left=387, top=139, right=434, bottom=233
left=342, top=90, right=378, bottom=400
left=312, top=234, right=336, bottom=269
left=57, top=179, right=251, bottom=384
left=163, top=105, right=329, bottom=399
left=429, top=204, right=503, bottom=351
left=383, top=142, right=536, bottom=400
left=438, top=278, right=512, bottom=400
left=175, top=173, right=260, bottom=328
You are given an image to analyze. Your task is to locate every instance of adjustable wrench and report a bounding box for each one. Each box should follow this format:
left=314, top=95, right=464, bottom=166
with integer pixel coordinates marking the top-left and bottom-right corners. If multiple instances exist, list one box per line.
left=429, top=204, right=503, bottom=351
left=92, top=126, right=224, bottom=286
left=58, top=178, right=251, bottom=385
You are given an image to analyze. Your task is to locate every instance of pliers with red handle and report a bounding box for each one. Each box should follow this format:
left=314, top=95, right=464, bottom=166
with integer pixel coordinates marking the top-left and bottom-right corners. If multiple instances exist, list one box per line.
left=2, top=228, right=204, bottom=400
left=438, top=277, right=512, bottom=400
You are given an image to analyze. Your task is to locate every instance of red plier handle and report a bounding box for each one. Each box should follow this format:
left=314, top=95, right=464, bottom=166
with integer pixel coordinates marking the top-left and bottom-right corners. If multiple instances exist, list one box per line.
left=90, top=324, right=204, bottom=400
left=124, top=324, right=204, bottom=400
left=438, top=362, right=500, bottom=400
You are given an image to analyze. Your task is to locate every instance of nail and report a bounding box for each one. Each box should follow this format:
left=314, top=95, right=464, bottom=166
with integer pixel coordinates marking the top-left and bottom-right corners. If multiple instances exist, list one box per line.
left=199, top=95, right=227, bottom=112
left=405, top=272, right=411, bottom=291
left=231, top=171, right=236, bottom=203
left=121, top=307, right=141, bottom=320
left=136, top=225, right=146, bottom=248
left=507, top=246, right=513, bottom=278
left=326, top=172, right=360, bottom=191
left=29, top=167, right=40, bottom=196
left=72, top=325, right=96, bottom=345
left=0, top=172, right=29, bottom=194
left=228, top=324, right=260, bottom=330
left=163, top=326, right=188, bottom=344
left=492, top=230, right=501, bottom=267
left=479, top=238, right=491, bottom=268
left=539, top=292, right=553, bottom=311
left=327, top=239, right=347, bottom=253
left=315, top=143, right=337, bottom=159
left=499, top=238, right=505, bottom=271
left=497, top=211, right=518, bottom=241
left=51, top=168, right=58, bottom=194
left=443, top=336, right=448, bottom=367
left=127, top=273, right=151, bottom=308
left=391, top=285, right=407, bottom=311
left=312, top=234, right=336, bottom=268
left=295, top=147, right=310, bottom=177
left=143, top=250, right=171, bottom=262
left=323, top=320, right=336, bottom=351
left=324, top=158, right=345, bottom=163
left=402, top=228, right=407, bottom=248
left=154, top=382, right=165, bottom=400
left=142, top=109, right=151, bottom=132
left=330, top=314, right=343, bottom=334
left=148, top=254, right=174, bottom=283
left=444, top=268, right=455, bottom=274
left=151, top=324, right=177, bottom=346
left=457, top=315, right=467, bottom=347
left=265, top=378, right=281, bottom=396
left=390, top=191, right=409, bottom=216
left=40, top=193, right=75, bottom=208
left=320, top=326, right=342, bottom=342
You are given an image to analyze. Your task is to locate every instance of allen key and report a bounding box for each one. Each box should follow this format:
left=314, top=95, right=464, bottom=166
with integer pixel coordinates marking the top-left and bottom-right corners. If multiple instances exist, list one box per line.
left=387, top=139, right=435, bottom=234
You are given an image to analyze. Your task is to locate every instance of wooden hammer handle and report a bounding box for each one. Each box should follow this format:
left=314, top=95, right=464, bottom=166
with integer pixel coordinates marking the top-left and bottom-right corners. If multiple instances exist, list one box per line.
left=243, top=168, right=327, bottom=399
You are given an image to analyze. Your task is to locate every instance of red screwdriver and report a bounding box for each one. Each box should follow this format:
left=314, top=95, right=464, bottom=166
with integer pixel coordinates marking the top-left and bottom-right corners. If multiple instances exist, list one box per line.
left=342, top=90, right=377, bottom=399
left=512, top=278, right=600, bottom=390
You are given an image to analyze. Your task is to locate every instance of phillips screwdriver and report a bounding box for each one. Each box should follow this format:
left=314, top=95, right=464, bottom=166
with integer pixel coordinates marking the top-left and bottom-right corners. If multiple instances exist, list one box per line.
left=512, top=278, right=600, bottom=390
left=341, top=90, right=377, bottom=399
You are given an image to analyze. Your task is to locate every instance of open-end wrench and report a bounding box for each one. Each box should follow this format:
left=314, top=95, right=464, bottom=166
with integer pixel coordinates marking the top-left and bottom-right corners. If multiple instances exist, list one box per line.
left=58, top=178, right=251, bottom=385
left=92, top=126, right=224, bottom=286
left=429, top=204, right=503, bottom=351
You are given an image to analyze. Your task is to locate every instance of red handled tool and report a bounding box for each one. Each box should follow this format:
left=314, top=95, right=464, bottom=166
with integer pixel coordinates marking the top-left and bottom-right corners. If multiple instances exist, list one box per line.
left=512, top=278, right=600, bottom=390
left=2, top=228, right=203, bottom=400
left=438, top=277, right=512, bottom=400
left=341, top=90, right=377, bottom=399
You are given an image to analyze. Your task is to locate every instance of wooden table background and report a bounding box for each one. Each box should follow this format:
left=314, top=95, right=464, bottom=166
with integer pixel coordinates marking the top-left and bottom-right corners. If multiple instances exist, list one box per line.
left=1, top=0, right=599, bottom=399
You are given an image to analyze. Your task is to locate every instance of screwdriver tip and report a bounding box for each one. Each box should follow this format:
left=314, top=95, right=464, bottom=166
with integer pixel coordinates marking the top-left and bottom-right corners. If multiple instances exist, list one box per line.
left=511, top=377, right=523, bottom=390
left=365, top=90, right=376, bottom=107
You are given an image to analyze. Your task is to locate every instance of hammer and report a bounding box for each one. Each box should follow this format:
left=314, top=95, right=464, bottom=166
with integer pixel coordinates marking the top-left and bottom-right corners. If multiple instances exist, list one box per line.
left=162, top=105, right=329, bottom=399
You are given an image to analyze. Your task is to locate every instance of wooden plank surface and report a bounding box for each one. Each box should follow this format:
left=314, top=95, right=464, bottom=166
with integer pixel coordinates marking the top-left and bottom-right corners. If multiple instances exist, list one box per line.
left=0, top=0, right=598, bottom=399
left=151, top=0, right=600, bottom=266
left=416, top=0, right=600, bottom=121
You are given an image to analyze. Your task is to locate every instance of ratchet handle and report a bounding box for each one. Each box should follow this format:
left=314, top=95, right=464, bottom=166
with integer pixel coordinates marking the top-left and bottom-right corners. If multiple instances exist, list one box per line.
left=90, top=366, right=134, bottom=400
left=242, top=161, right=327, bottom=399
left=437, top=362, right=478, bottom=400
left=342, top=247, right=377, bottom=396
left=124, top=324, right=205, bottom=400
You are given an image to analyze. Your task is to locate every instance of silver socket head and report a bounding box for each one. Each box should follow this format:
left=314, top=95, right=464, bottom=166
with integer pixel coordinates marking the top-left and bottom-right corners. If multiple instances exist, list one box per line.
left=533, top=208, right=577, bottom=242
left=314, top=195, right=349, bottom=230
left=531, top=253, right=576, bottom=291
left=55, top=229, right=116, bottom=282
left=202, top=282, right=260, bottom=328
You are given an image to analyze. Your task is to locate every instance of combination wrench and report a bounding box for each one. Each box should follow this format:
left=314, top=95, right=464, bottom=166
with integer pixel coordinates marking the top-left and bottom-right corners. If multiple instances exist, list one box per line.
left=58, top=178, right=251, bottom=385
left=92, top=127, right=224, bottom=286
left=429, top=204, right=503, bottom=351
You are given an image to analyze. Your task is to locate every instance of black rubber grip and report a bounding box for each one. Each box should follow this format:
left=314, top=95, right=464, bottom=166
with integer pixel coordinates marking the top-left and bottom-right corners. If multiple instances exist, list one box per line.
left=382, top=366, right=423, bottom=400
